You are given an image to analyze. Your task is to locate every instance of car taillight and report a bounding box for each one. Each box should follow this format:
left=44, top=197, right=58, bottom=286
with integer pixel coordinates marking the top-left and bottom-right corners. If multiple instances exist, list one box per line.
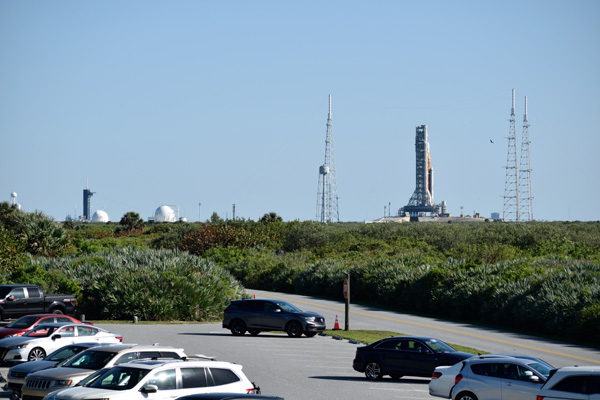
left=246, top=388, right=257, bottom=394
left=455, top=374, right=463, bottom=385
left=536, top=397, right=545, bottom=400
left=432, top=371, right=442, bottom=379
left=116, top=336, right=123, bottom=342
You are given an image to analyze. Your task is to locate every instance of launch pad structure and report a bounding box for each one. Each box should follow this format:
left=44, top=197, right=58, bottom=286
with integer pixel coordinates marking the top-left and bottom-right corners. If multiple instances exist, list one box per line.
left=399, top=125, right=447, bottom=219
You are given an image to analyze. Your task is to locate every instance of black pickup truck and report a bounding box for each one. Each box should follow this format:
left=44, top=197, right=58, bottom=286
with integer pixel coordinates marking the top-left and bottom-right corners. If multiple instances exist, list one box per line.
left=0, top=285, right=77, bottom=320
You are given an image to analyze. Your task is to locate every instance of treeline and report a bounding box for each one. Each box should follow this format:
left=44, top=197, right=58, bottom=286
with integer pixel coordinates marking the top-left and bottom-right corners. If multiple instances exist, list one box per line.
left=1, top=201, right=599, bottom=342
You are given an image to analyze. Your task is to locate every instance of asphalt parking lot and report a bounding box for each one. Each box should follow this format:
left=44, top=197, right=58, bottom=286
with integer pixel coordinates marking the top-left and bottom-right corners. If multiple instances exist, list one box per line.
left=0, top=323, right=434, bottom=400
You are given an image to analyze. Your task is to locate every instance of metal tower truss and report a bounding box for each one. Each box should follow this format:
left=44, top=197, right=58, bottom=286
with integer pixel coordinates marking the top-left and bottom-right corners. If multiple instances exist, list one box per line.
left=519, top=96, right=533, bottom=221
left=316, top=95, right=340, bottom=223
left=503, top=89, right=519, bottom=221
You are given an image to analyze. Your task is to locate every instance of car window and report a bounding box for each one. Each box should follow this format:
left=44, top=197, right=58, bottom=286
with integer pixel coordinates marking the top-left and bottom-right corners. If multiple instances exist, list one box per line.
left=147, top=369, right=176, bottom=390
left=210, top=368, right=241, bottom=386
left=77, top=326, right=96, bottom=336
left=40, top=317, right=55, bottom=324
left=589, top=376, right=600, bottom=394
left=160, top=351, right=182, bottom=359
left=239, top=301, right=261, bottom=312
left=139, top=351, right=162, bottom=360
left=57, top=326, right=75, bottom=337
left=57, top=317, right=74, bottom=323
left=27, top=287, right=41, bottom=297
left=9, top=288, right=25, bottom=299
left=502, top=363, right=537, bottom=381
left=471, top=363, right=504, bottom=378
left=181, top=367, right=208, bottom=388
left=47, top=345, right=89, bottom=362
left=550, top=375, right=589, bottom=394
left=375, top=339, right=402, bottom=350
left=91, top=367, right=150, bottom=390
left=263, top=302, right=277, bottom=312
left=6, top=316, right=39, bottom=328
left=115, top=352, right=137, bottom=365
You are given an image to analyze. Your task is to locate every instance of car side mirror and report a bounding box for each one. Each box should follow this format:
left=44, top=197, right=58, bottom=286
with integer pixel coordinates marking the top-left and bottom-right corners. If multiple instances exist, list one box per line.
left=141, top=384, right=158, bottom=393
left=528, top=375, right=541, bottom=383
left=6, top=295, right=15, bottom=301
left=274, top=308, right=282, bottom=313
left=52, top=334, right=62, bottom=340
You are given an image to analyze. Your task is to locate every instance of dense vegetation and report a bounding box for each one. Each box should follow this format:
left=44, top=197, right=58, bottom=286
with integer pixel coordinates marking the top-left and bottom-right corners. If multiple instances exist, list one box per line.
left=1, top=201, right=599, bottom=343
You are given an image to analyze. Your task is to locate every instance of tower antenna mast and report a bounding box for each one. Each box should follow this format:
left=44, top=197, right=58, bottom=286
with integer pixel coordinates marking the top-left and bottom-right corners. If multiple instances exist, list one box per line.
left=519, top=96, right=533, bottom=221
left=315, top=95, right=340, bottom=223
left=503, top=89, right=519, bottom=221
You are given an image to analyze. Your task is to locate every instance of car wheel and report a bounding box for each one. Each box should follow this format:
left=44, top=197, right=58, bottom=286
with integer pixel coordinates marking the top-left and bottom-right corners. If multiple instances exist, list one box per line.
left=49, top=308, right=64, bottom=315
left=230, top=320, right=247, bottom=336
left=286, top=321, right=303, bottom=338
left=28, top=347, right=46, bottom=361
left=249, top=330, right=261, bottom=336
left=455, top=392, right=478, bottom=400
left=305, top=332, right=317, bottom=337
left=365, top=361, right=383, bottom=380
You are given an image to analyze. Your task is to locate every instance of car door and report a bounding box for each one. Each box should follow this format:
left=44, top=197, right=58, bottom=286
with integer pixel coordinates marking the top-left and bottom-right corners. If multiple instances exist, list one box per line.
left=401, top=339, right=438, bottom=375
left=372, top=339, right=409, bottom=375
left=467, top=362, right=504, bottom=400
left=261, top=301, right=286, bottom=330
left=23, top=287, right=44, bottom=314
left=4, top=288, right=27, bottom=317
left=144, top=367, right=178, bottom=399
left=500, top=362, right=544, bottom=400
left=179, top=367, right=210, bottom=396
left=242, top=301, right=263, bottom=329
left=50, top=326, right=77, bottom=351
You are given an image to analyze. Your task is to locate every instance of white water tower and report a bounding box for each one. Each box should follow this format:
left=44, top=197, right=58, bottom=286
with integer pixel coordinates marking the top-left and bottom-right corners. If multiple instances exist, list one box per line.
left=10, top=192, right=21, bottom=210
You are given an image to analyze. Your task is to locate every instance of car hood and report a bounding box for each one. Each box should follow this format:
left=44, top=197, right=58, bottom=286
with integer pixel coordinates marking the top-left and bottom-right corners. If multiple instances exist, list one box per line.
left=0, top=336, right=37, bottom=346
left=446, top=351, right=476, bottom=361
left=29, top=367, right=96, bottom=381
left=11, top=360, right=57, bottom=373
left=0, top=328, right=26, bottom=339
left=295, top=311, right=324, bottom=319
left=50, top=386, right=123, bottom=400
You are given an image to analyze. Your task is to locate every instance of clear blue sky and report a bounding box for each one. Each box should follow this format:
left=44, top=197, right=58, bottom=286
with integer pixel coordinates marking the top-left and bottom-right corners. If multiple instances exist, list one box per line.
left=2, top=1, right=599, bottom=222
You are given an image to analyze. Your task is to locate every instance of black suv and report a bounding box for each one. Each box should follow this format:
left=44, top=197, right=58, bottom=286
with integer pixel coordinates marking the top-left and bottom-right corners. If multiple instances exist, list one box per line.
left=222, top=299, right=326, bottom=338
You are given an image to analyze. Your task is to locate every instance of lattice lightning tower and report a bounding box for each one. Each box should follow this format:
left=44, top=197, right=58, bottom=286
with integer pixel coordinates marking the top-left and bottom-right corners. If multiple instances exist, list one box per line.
left=316, top=95, right=339, bottom=223
left=519, top=96, right=533, bottom=221
left=503, top=89, right=519, bottom=221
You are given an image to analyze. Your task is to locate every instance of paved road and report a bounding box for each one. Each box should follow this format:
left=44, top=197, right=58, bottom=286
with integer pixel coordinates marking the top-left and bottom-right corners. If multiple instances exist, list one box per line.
left=0, top=289, right=598, bottom=400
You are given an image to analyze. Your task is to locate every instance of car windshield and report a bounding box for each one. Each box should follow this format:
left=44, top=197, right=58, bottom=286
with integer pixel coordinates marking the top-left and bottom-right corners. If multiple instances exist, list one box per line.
left=24, top=325, right=60, bottom=337
left=88, top=367, right=149, bottom=391
left=424, top=338, right=455, bottom=353
left=527, top=361, right=553, bottom=378
left=274, top=301, right=300, bottom=313
left=46, top=345, right=90, bottom=362
left=6, top=316, right=39, bottom=329
left=61, top=350, right=118, bottom=369
left=75, top=368, right=111, bottom=387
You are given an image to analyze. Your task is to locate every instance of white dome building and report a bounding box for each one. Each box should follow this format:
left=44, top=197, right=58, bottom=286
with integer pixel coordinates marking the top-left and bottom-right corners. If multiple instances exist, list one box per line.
left=92, top=210, right=110, bottom=223
left=155, top=205, right=176, bottom=222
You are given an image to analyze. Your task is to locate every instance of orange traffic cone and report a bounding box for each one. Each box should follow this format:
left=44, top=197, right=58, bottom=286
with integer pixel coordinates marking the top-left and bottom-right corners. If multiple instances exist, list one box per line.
left=333, top=315, right=340, bottom=330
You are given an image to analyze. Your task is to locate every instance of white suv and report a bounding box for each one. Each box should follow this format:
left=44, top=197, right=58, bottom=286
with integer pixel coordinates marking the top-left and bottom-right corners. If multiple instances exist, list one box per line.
left=536, top=366, right=600, bottom=399
left=20, top=344, right=186, bottom=400
left=42, top=358, right=260, bottom=400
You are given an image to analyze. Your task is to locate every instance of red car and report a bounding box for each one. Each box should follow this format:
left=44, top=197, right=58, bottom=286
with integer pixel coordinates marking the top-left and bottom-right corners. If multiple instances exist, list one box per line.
left=0, top=314, right=85, bottom=339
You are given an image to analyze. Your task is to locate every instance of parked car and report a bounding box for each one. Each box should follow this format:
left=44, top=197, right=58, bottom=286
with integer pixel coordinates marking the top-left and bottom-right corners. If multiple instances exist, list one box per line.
left=20, top=344, right=187, bottom=400
left=7, top=342, right=113, bottom=393
left=352, top=336, right=474, bottom=380
left=0, top=323, right=122, bottom=365
left=536, top=365, right=600, bottom=400
left=0, top=314, right=84, bottom=339
left=178, top=394, right=283, bottom=400
left=222, top=299, right=326, bottom=338
left=0, top=285, right=77, bottom=320
left=41, top=358, right=260, bottom=400
left=429, top=354, right=553, bottom=400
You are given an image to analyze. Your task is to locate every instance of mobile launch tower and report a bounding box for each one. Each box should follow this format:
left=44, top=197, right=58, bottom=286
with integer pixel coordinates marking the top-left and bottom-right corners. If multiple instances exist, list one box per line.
left=315, top=95, right=339, bottom=223
left=400, top=125, right=445, bottom=218
left=83, top=179, right=95, bottom=222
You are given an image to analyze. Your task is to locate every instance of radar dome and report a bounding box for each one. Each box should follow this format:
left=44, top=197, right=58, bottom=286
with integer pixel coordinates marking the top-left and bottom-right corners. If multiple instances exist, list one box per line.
left=92, top=210, right=109, bottom=223
left=155, top=205, right=176, bottom=222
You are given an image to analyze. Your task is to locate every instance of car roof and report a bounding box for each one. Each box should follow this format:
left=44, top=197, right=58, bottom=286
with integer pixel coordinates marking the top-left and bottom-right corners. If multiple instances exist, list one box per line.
left=83, top=344, right=183, bottom=352
left=117, top=359, right=240, bottom=371
left=178, top=393, right=283, bottom=400
left=17, top=314, right=78, bottom=318
left=552, top=366, right=600, bottom=373
left=30, top=322, right=81, bottom=328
